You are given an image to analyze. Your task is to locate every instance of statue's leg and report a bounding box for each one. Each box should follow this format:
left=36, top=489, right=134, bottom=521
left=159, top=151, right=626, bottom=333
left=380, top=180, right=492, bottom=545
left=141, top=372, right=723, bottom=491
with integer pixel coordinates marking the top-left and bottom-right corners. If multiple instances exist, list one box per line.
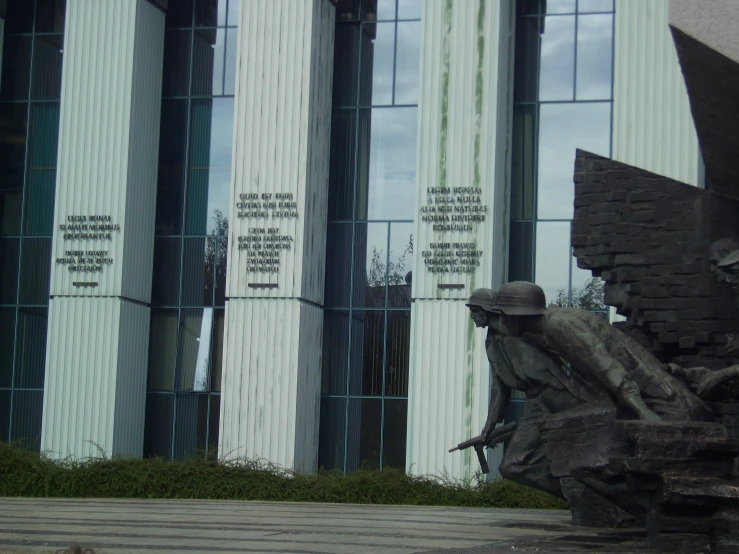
left=499, top=399, right=564, bottom=499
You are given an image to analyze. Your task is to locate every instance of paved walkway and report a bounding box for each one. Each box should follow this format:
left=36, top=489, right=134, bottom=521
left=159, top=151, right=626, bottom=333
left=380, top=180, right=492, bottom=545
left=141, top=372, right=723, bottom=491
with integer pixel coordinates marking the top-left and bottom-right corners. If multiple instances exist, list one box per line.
left=0, top=498, right=663, bottom=553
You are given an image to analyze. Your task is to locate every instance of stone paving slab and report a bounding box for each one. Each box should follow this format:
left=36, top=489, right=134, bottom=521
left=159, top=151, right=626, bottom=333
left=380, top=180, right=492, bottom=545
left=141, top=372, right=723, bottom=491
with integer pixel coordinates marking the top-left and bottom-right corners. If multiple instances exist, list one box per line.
left=0, top=498, right=685, bottom=554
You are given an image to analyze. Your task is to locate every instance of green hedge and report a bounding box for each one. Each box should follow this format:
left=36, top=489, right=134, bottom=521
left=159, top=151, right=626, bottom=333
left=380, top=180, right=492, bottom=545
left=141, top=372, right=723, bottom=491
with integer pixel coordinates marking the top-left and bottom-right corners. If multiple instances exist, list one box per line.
left=0, top=442, right=568, bottom=509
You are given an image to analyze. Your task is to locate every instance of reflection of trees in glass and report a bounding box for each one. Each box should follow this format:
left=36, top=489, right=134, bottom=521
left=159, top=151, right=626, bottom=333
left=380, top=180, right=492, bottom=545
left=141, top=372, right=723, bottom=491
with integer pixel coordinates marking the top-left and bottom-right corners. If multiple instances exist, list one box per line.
left=554, top=276, right=605, bottom=311
left=366, top=235, right=413, bottom=307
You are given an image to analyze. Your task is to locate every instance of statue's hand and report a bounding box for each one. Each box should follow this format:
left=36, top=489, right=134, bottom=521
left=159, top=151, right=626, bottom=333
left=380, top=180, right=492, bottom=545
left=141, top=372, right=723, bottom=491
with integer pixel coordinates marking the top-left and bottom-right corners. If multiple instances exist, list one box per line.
left=637, top=407, right=661, bottom=422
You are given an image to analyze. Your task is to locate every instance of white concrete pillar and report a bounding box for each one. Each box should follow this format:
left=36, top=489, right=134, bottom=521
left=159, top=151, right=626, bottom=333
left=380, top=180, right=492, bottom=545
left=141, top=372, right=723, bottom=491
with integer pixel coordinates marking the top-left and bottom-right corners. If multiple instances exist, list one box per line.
left=219, top=0, right=334, bottom=472
left=612, top=0, right=702, bottom=186
left=41, top=0, right=164, bottom=459
left=405, top=0, right=515, bottom=480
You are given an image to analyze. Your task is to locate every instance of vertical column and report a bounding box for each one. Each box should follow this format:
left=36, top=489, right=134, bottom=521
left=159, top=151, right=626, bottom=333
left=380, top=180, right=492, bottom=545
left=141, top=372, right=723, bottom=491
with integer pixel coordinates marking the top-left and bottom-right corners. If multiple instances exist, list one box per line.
left=41, top=0, right=164, bottom=459
left=405, top=0, right=515, bottom=480
left=612, top=0, right=702, bottom=186
left=219, top=0, right=334, bottom=472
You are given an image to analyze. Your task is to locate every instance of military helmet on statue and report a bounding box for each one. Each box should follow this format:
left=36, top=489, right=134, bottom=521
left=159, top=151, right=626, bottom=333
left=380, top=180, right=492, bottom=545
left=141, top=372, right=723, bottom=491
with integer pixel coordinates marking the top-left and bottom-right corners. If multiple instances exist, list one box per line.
left=465, top=288, right=499, bottom=312
left=493, top=281, right=546, bottom=316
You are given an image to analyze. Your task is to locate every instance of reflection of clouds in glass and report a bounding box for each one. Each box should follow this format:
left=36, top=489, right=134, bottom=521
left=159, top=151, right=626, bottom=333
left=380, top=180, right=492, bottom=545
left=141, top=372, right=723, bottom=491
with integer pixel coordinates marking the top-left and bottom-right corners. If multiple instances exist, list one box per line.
left=576, top=14, right=613, bottom=100
left=367, top=107, right=417, bottom=220
left=389, top=222, right=413, bottom=274
left=579, top=0, right=613, bottom=13
left=394, top=21, right=420, bottom=104
left=398, top=0, right=421, bottom=20
left=539, top=16, right=575, bottom=101
left=217, top=0, right=227, bottom=25
left=224, top=28, right=237, bottom=95
left=535, top=221, right=571, bottom=305
left=228, top=0, right=239, bottom=26
left=537, top=102, right=610, bottom=219
left=209, top=98, right=234, bottom=168
left=377, top=0, right=397, bottom=21
left=364, top=222, right=389, bottom=284
left=369, top=22, right=395, bottom=105
left=207, top=169, right=231, bottom=234
left=547, top=0, right=576, bottom=15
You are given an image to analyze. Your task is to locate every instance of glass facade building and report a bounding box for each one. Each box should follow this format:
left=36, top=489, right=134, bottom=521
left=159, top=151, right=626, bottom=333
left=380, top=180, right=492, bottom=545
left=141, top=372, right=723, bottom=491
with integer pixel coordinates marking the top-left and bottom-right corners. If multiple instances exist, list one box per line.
left=0, top=0, right=703, bottom=478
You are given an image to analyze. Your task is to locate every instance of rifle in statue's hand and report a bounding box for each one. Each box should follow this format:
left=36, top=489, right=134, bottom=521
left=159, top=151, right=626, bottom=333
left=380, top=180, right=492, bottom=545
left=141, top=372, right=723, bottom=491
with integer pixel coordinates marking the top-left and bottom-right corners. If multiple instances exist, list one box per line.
left=448, top=421, right=518, bottom=474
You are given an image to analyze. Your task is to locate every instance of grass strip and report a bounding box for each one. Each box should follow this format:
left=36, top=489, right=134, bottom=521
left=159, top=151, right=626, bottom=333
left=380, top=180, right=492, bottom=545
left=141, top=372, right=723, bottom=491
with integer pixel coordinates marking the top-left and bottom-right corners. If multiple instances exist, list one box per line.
left=0, top=442, right=568, bottom=509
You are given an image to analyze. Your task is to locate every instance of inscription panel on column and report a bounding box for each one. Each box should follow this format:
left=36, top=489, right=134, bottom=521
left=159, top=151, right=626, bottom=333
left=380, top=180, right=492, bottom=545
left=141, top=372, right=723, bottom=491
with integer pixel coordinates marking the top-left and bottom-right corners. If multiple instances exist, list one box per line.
left=419, top=187, right=486, bottom=279
left=233, top=192, right=300, bottom=292
left=53, top=214, right=121, bottom=292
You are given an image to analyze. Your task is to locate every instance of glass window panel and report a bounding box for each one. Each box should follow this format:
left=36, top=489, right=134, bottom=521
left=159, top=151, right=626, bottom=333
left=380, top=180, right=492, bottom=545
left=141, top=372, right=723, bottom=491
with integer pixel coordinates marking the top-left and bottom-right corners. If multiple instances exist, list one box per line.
left=144, top=393, right=174, bottom=459
left=571, top=261, right=605, bottom=310
left=18, top=239, right=51, bottom=305
left=35, top=0, right=67, bottom=33
left=195, top=0, right=224, bottom=27
left=346, top=397, right=381, bottom=472
left=25, top=104, right=61, bottom=236
left=210, top=309, right=224, bottom=391
left=0, top=239, right=19, bottom=304
left=508, top=222, right=534, bottom=282
left=11, top=390, right=44, bottom=452
left=353, top=223, right=388, bottom=307
left=546, top=0, right=576, bottom=14
left=361, top=22, right=394, bottom=106
left=385, top=311, right=410, bottom=396
left=539, top=16, right=575, bottom=101
left=360, top=107, right=417, bottom=220
left=537, top=102, right=610, bottom=219
left=173, top=393, right=209, bottom=459
left=166, top=0, right=194, bottom=28
left=14, top=308, right=47, bottom=389
left=176, top=308, right=211, bottom=391
left=31, top=35, right=64, bottom=100
left=318, top=396, right=346, bottom=471
left=514, top=17, right=540, bottom=103
left=397, top=0, right=420, bottom=19
left=579, top=0, right=613, bottom=13
left=375, top=0, right=396, bottom=21
left=510, top=104, right=536, bottom=220
left=324, top=223, right=352, bottom=307
left=227, top=0, right=239, bottom=26
left=382, top=399, right=407, bottom=468
left=192, top=28, right=224, bottom=96
left=156, top=100, right=188, bottom=235
left=328, top=110, right=357, bottom=221
left=186, top=98, right=234, bottom=235
left=0, top=308, right=15, bottom=388
left=535, top=222, right=571, bottom=307
left=182, top=238, right=212, bottom=306
left=576, top=14, right=613, bottom=101
left=214, top=236, right=227, bottom=306
left=151, top=238, right=182, bottom=306
left=388, top=223, right=413, bottom=308
left=148, top=309, right=179, bottom=390
left=0, top=390, right=9, bottom=442
left=0, top=35, right=31, bottom=101
left=162, top=30, right=192, bottom=97
left=224, top=28, right=237, bottom=95
left=336, top=0, right=361, bottom=22
left=349, top=310, right=385, bottom=395
left=322, top=310, right=350, bottom=395
left=333, top=26, right=361, bottom=107
left=207, top=394, right=220, bottom=454
left=4, top=0, right=34, bottom=33
left=0, top=103, right=27, bottom=236
left=394, top=21, right=420, bottom=105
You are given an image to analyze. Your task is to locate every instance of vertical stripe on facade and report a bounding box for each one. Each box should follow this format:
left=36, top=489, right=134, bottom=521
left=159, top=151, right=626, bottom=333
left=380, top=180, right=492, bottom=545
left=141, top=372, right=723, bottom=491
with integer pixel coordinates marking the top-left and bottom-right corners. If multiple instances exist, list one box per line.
left=406, top=0, right=514, bottom=480
left=612, top=0, right=702, bottom=187
left=219, top=0, right=334, bottom=471
left=41, top=0, right=164, bottom=459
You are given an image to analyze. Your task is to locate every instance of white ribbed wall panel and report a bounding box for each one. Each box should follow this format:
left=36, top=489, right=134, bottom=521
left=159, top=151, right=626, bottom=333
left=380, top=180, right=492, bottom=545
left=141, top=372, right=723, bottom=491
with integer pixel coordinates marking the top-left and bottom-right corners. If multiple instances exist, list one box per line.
left=219, top=300, right=323, bottom=472
left=612, top=0, right=702, bottom=187
left=412, top=0, right=513, bottom=300
left=226, top=0, right=334, bottom=302
left=41, top=298, right=149, bottom=459
left=406, top=301, right=493, bottom=478
left=50, top=0, right=164, bottom=300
